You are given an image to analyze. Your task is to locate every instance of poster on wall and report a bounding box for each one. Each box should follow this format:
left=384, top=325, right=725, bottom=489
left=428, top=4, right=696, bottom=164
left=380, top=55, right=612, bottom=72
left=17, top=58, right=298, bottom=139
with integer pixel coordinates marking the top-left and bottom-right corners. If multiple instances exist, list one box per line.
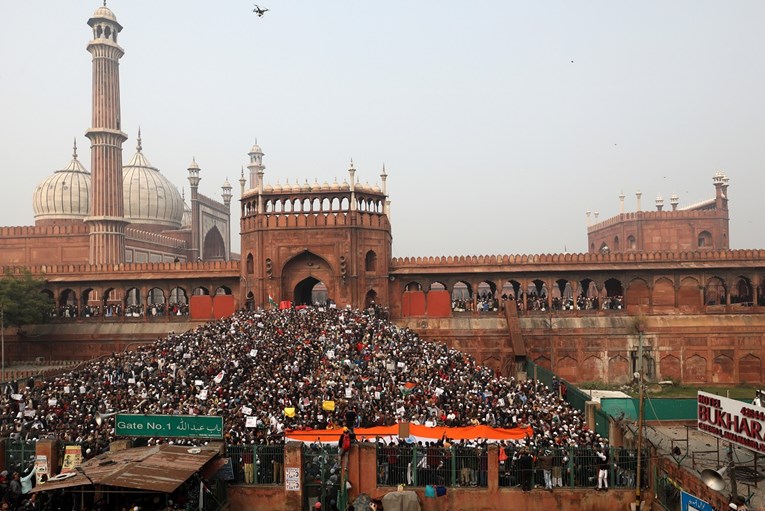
left=34, top=455, right=49, bottom=484
left=697, top=391, right=765, bottom=455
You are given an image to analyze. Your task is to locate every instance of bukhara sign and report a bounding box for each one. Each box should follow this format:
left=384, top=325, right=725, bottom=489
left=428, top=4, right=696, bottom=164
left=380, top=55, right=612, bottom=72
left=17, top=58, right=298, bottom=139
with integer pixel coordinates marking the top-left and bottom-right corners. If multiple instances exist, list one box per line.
left=697, top=391, right=765, bottom=454
left=116, top=414, right=223, bottom=439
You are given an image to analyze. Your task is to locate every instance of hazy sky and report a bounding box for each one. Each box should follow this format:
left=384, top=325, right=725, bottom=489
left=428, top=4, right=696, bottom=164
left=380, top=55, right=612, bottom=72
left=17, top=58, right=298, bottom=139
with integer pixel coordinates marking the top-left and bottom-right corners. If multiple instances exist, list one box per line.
left=1, top=1, right=764, bottom=257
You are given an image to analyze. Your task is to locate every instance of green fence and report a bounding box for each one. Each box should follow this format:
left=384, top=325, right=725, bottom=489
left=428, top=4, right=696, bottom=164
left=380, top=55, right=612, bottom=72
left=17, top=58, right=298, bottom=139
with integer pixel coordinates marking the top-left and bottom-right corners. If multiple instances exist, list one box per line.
left=526, top=360, right=592, bottom=415
left=600, top=398, right=698, bottom=421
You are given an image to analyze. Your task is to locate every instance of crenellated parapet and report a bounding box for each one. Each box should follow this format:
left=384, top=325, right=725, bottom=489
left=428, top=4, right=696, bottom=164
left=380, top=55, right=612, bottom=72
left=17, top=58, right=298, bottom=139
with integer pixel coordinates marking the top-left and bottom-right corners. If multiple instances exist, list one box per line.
left=587, top=209, right=727, bottom=233
left=391, top=249, right=765, bottom=271
left=0, top=224, right=90, bottom=237
left=125, top=227, right=187, bottom=249
left=2, top=259, right=240, bottom=278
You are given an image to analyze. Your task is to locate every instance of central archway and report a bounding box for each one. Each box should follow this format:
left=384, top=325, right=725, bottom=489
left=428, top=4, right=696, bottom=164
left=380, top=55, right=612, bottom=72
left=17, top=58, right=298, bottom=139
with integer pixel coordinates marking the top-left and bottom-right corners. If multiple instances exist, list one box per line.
left=282, top=250, right=334, bottom=306
left=294, top=277, right=328, bottom=306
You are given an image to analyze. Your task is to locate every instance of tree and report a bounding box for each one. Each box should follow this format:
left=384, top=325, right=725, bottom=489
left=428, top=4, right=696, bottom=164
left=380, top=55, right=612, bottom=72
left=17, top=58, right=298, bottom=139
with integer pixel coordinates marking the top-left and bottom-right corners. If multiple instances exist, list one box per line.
left=0, top=269, right=53, bottom=329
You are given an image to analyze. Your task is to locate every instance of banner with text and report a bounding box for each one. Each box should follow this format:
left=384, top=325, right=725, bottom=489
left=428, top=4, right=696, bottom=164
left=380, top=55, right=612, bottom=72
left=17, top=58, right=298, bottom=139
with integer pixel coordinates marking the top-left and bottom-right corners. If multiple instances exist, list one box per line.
left=697, top=391, right=765, bottom=454
left=681, top=490, right=714, bottom=511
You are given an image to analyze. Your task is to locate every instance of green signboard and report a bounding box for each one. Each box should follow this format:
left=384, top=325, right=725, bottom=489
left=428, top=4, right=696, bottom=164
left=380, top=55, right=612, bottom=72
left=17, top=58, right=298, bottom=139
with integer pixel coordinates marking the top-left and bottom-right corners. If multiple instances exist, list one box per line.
left=115, top=414, right=224, bottom=439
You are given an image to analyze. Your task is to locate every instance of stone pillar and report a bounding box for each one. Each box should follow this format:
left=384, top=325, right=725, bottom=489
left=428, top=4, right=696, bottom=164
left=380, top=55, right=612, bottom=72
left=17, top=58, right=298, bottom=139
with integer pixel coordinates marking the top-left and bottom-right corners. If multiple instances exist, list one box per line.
left=353, top=443, right=379, bottom=500
left=36, top=439, right=59, bottom=477
left=284, top=441, right=303, bottom=511
left=487, top=444, right=499, bottom=492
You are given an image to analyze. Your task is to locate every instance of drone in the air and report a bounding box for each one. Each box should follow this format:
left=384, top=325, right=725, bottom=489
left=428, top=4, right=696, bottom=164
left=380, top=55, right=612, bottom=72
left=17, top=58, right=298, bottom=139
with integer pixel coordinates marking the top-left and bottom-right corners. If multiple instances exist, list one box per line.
left=253, top=4, right=269, bottom=17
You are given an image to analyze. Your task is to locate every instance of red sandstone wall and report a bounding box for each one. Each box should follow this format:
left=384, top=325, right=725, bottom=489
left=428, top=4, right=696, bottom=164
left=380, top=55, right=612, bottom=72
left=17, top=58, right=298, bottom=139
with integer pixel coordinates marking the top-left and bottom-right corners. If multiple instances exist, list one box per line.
left=0, top=226, right=89, bottom=266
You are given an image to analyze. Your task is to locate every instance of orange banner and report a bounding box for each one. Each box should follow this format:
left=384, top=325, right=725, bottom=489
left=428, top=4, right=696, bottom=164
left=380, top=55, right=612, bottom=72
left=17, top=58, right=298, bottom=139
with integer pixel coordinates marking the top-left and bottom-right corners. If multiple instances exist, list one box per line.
left=285, top=424, right=533, bottom=444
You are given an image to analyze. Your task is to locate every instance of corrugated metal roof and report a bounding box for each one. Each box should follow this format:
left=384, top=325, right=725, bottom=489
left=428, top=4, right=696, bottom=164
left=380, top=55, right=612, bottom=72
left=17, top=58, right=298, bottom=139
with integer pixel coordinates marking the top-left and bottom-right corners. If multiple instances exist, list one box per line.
left=32, top=444, right=220, bottom=494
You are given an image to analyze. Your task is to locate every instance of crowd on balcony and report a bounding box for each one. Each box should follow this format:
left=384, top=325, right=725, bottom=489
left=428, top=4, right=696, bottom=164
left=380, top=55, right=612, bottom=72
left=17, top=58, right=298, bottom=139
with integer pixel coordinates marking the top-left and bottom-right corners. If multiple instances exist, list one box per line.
left=0, top=307, right=603, bottom=462
left=49, top=302, right=189, bottom=319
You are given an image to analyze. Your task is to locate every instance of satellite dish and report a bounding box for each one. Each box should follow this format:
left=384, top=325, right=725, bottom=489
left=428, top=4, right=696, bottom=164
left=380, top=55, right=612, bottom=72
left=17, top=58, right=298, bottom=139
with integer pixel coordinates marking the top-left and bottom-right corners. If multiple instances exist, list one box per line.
left=48, top=472, right=77, bottom=482
left=701, top=466, right=727, bottom=491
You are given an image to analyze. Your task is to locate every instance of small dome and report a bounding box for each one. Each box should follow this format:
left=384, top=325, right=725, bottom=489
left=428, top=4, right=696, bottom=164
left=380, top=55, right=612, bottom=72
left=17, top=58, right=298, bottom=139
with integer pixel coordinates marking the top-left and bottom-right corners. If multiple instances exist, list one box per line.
left=223, top=178, right=232, bottom=189
left=272, top=180, right=282, bottom=193
left=92, top=6, right=117, bottom=22
left=123, top=135, right=184, bottom=229
left=33, top=142, right=90, bottom=223
left=188, top=158, right=200, bottom=171
left=372, top=183, right=381, bottom=193
left=321, top=181, right=330, bottom=191
left=249, top=143, right=263, bottom=155
left=341, top=179, right=350, bottom=190
left=264, top=183, right=274, bottom=193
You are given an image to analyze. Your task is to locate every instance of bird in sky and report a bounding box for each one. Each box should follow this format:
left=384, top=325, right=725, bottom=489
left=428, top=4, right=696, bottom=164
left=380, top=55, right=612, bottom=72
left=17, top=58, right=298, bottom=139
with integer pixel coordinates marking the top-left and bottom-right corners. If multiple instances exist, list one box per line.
left=253, top=4, right=269, bottom=17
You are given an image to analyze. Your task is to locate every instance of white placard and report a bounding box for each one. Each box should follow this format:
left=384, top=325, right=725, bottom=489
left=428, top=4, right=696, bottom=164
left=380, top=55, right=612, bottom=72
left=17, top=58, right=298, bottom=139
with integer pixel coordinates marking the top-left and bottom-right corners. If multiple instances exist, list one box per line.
left=326, top=350, right=335, bottom=359
left=48, top=399, right=57, bottom=407
left=63, top=386, right=70, bottom=394
left=10, top=394, right=22, bottom=401
left=249, top=349, right=257, bottom=357
left=24, top=410, right=36, bottom=418
left=128, top=378, right=136, bottom=384
left=245, top=416, right=257, bottom=428
left=79, top=386, right=86, bottom=394
left=345, top=388, right=352, bottom=399
left=195, top=380, right=204, bottom=386
left=183, top=353, right=191, bottom=359
left=242, top=406, right=253, bottom=416
left=435, top=388, right=444, bottom=396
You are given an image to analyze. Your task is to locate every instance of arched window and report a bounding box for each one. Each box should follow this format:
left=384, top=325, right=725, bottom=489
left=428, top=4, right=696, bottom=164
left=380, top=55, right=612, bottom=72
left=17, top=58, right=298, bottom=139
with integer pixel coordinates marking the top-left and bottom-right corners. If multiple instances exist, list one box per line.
left=613, top=236, right=620, bottom=251
left=698, top=231, right=712, bottom=248
left=627, top=235, right=636, bottom=250
left=365, top=250, right=377, bottom=273
left=246, top=253, right=254, bottom=274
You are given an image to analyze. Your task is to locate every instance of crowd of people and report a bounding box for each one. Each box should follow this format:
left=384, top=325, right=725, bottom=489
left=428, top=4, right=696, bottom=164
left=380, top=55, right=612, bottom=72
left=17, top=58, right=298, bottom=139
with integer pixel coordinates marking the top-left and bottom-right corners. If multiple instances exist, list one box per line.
left=1, top=305, right=606, bottom=465
left=50, top=302, right=190, bottom=320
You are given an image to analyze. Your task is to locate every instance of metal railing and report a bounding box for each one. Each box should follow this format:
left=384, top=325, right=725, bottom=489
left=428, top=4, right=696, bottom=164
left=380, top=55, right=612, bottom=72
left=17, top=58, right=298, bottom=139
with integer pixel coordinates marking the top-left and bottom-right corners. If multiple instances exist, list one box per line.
left=376, top=444, right=488, bottom=488
left=225, top=444, right=285, bottom=485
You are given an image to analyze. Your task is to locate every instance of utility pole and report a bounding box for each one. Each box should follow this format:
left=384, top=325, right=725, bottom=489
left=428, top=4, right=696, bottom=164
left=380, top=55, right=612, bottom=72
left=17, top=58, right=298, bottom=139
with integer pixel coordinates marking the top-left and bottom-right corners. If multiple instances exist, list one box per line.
left=633, top=324, right=645, bottom=511
left=1, top=303, right=4, bottom=385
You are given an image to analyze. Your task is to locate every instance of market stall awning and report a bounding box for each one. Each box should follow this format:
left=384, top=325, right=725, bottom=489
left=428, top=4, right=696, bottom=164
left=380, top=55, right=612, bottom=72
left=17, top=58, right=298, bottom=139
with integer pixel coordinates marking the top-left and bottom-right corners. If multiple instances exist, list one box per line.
left=32, top=443, right=220, bottom=494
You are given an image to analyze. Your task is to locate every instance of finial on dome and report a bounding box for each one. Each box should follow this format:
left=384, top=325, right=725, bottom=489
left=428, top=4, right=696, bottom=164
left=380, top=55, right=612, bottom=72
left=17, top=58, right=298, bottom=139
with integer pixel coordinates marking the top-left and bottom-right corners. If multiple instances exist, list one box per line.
left=72, top=138, right=78, bottom=159
left=103, top=0, right=106, bottom=6
left=240, top=166, right=245, bottom=178
left=136, top=127, right=143, bottom=153
left=349, top=158, right=355, bottom=170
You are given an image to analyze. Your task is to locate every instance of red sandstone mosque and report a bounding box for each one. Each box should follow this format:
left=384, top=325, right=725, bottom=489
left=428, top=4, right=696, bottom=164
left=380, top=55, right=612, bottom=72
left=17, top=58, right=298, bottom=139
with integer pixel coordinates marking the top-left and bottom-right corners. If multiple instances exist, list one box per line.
left=1, top=4, right=763, bottom=387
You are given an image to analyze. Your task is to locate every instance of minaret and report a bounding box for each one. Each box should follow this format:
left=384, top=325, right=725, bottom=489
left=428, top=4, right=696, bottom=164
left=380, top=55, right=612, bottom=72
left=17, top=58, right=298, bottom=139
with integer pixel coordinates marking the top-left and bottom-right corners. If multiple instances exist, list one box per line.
left=222, top=178, right=233, bottom=262
left=380, top=164, right=389, bottom=216
left=187, top=158, right=201, bottom=261
left=238, top=166, right=247, bottom=198
left=247, top=142, right=265, bottom=191
left=85, top=4, right=129, bottom=265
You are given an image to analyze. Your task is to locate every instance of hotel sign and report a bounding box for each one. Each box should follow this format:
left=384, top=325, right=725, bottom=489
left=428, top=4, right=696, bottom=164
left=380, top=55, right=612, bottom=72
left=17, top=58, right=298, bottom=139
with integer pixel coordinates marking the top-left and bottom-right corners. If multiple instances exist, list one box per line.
left=697, top=391, right=765, bottom=454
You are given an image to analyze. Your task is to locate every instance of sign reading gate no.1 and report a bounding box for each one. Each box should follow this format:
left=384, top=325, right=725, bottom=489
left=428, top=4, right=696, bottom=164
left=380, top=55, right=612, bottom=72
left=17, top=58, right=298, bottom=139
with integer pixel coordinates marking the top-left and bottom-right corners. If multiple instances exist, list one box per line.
left=116, top=414, right=224, bottom=439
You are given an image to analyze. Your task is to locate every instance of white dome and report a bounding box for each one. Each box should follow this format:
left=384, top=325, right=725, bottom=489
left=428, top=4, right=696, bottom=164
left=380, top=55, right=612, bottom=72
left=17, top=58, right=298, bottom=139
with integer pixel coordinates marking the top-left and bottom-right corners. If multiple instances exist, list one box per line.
left=33, top=143, right=90, bottom=223
left=122, top=138, right=183, bottom=229
left=92, top=5, right=117, bottom=22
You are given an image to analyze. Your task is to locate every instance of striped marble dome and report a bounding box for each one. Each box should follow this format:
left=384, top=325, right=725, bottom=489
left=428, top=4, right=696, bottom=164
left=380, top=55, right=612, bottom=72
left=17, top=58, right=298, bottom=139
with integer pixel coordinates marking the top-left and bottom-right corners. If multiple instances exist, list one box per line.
left=33, top=140, right=91, bottom=223
left=122, top=132, right=183, bottom=229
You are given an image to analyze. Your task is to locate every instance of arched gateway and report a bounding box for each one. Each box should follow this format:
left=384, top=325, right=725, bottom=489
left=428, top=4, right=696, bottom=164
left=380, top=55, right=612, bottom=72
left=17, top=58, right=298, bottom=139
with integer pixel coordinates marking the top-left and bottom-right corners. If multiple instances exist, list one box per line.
left=282, top=251, right=334, bottom=306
